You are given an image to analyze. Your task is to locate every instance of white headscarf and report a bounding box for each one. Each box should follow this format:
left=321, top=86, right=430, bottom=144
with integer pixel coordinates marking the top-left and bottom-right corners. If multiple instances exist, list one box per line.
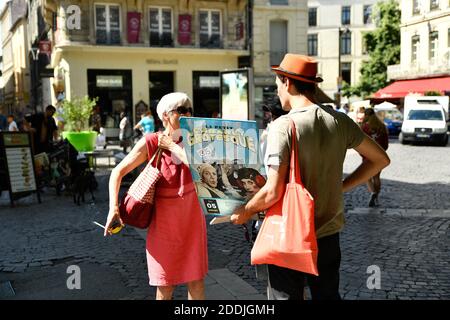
left=156, top=92, right=192, bottom=122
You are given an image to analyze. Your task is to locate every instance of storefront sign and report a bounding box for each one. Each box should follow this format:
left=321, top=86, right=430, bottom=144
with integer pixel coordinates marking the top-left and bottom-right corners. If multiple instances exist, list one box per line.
left=200, top=76, right=220, bottom=88
left=39, top=40, right=52, bottom=56
left=145, top=59, right=178, bottom=65
left=96, top=75, right=123, bottom=88
left=178, top=14, right=191, bottom=45
left=127, top=12, right=141, bottom=43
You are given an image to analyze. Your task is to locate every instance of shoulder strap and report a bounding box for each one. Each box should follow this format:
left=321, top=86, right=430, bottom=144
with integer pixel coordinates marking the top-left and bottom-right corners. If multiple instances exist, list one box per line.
left=288, top=119, right=302, bottom=184
left=145, top=133, right=162, bottom=168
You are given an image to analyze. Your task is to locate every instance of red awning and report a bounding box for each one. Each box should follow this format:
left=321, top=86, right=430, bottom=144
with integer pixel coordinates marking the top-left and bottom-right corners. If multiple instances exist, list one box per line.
left=373, top=76, right=450, bottom=99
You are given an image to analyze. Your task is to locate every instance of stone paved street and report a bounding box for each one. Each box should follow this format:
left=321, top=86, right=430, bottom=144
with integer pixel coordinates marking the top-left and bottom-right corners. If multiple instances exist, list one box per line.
left=1, top=139, right=449, bottom=299
left=208, top=139, right=450, bottom=298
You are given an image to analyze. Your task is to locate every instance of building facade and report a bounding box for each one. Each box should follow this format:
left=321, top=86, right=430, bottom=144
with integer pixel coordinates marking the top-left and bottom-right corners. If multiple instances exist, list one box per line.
left=1, top=0, right=30, bottom=117
left=252, top=0, right=308, bottom=117
left=307, top=0, right=377, bottom=103
left=43, top=0, right=249, bottom=134
left=387, top=0, right=450, bottom=82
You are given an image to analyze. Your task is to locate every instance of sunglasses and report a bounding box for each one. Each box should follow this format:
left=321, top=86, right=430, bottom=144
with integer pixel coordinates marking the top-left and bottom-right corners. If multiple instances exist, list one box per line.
left=172, top=106, right=193, bottom=115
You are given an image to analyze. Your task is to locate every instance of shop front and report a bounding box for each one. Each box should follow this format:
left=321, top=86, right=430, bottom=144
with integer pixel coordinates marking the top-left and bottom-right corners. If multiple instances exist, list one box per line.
left=50, top=45, right=247, bottom=134
left=87, top=69, right=133, bottom=140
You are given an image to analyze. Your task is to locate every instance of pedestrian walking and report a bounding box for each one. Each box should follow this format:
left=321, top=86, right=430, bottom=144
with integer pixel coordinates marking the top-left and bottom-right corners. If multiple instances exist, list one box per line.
left=105, top=92, right=208, bottom=300
left=361, top=108, right=389, bottom=207
left=230, top=53, right=390, bottom=300
left=134, top=110, right=155, bottom=134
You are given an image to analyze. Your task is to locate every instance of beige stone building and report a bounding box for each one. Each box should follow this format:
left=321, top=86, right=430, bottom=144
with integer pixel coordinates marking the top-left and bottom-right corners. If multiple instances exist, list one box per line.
left=307, top=0, right=377, bottom=103
left=252, top=0, right=308, bottom=114
left=43, top=0, right=249, bottom=134
left=380, top=0, right=450, bottom=100
left=0, top=0, right=30, bottom=116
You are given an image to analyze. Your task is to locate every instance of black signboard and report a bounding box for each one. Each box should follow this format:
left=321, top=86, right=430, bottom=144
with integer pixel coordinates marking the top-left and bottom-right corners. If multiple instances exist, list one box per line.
left=0, top=132, right=41, bottom=206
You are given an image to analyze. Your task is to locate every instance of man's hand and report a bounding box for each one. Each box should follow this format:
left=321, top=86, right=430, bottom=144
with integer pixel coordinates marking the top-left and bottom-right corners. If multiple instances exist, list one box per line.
left=231, top=205, right=252, bottom=225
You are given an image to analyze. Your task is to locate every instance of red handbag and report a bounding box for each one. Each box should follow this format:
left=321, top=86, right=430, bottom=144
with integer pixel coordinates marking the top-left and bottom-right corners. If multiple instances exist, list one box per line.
left=251, top=119, right=319, bottom=276
left=119, top=147, right=163, bottom=229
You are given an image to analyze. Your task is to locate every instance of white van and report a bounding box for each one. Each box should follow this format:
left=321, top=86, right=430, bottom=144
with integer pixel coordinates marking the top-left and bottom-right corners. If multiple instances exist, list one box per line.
left=399, top=96, right=449, bottom=146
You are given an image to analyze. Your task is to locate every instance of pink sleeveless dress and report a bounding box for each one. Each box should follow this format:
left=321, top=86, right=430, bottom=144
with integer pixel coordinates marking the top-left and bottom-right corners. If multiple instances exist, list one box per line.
left=145, top=133, right=208, bottom=286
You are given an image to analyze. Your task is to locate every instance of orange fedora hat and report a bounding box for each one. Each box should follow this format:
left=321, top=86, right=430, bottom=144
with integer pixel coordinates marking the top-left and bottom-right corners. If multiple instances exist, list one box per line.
left=271, top=54, right=323, bottom=83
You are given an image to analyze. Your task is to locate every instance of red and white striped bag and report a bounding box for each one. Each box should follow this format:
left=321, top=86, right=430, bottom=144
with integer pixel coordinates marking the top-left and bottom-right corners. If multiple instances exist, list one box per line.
left=119, top=148, right=162, bottom=228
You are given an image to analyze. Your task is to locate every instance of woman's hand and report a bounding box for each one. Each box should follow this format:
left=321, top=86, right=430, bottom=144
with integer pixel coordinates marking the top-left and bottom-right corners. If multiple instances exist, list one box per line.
left=158, top=134, right=174, bottom=151
left=104, top=205, right=124, bottom=237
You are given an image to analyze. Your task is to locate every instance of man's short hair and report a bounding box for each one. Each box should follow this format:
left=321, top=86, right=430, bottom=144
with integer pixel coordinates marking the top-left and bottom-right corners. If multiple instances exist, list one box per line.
left=277, top=74, right=317, bottom=96
left=46, top=105, right=56, bottom=112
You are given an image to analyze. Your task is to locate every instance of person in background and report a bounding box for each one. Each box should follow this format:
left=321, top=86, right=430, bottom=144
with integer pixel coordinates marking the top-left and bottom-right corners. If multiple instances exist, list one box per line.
left=119, top=112, right=133, bottom=153
left=28, top=105, right=58, bottom=154
left=134, top=110, right=155, bottom=134
left=356, top=106, right=366, bottom=126
left=90, top=105, right=102, bottom=133
left=105, top=92, right=208, bottom=300
left=260, top=101, right=288, bottom=175
left=361, top=108, right=389, bottom=207
left=0, top=112, right=7, bottom=131
left=7, top=115, right=19, bottom=132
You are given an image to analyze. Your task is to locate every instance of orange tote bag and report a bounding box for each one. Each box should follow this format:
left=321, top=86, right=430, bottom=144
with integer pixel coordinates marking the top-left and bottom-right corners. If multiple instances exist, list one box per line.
left=251, top=119, right=319, bottom=276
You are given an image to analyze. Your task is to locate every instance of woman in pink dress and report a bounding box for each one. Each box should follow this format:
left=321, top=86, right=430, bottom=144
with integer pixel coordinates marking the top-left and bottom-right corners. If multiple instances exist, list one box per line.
left=105, top=92, right=208, bottom=300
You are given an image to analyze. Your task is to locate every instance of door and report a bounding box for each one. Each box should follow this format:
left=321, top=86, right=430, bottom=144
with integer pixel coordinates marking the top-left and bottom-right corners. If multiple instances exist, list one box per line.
left=149, top=71, right=174, bottom=130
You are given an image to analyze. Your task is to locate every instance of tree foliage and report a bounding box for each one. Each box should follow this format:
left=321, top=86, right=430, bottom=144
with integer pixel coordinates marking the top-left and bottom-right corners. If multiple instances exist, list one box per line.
left=342, top=0, right=401, bottom=99
left=424, top=91, right=442, bottom=96
left=58, top=96, right=98, bottom=132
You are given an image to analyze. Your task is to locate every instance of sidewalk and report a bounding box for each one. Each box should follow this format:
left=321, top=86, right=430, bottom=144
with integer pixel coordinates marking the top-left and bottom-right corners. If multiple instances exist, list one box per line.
left=133, top=229, right=265, bottom=300
left=0, top=157, right=265, bottom=300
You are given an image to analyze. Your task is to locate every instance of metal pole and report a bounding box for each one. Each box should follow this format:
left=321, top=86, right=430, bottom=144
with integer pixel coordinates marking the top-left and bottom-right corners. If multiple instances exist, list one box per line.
left=337, top=28, right=342, bottom=108
left=247, top=0, right=253, bottom=67
left=31, top=47, right=39, bottom=114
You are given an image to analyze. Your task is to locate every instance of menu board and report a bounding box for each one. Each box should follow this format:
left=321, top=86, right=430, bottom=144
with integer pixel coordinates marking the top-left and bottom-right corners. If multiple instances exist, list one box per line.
left=5, top=147, right=37, bottom=192
left=0, top=132, right=40, bottom=206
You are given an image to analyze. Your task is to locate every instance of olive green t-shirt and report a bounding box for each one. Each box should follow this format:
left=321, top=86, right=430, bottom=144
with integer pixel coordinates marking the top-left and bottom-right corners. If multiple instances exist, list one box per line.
left=265, top=104, right=365, bottom=239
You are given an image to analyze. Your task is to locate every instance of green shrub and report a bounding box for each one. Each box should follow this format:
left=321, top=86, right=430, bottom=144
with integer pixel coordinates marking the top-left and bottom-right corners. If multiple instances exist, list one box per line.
left=58, top=96, right=98, bottom=132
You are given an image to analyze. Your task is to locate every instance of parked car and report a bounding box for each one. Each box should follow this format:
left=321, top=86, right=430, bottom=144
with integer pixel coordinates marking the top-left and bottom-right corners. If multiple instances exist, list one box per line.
left=399, top=96, right=449, bottom=146
left=374, top=102, right=403, bottom=136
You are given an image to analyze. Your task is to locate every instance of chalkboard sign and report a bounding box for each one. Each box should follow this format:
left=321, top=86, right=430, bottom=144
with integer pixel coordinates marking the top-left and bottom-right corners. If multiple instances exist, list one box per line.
left=0, top=132, right=41, bottom=206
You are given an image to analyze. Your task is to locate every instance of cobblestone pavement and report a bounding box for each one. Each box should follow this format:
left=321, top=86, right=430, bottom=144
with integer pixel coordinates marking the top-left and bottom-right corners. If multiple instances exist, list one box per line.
left=208, top=139, right=450, bottom=299
left=343, top=139, right=450, bottom=210
left=0, top=179, right=154, bottom=300
left=1, top=140, right=449, bottom=299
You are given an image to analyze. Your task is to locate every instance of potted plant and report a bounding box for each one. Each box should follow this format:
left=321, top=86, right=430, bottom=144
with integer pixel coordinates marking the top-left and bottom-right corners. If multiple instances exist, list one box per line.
left=58, top=96, right=99, bottom=152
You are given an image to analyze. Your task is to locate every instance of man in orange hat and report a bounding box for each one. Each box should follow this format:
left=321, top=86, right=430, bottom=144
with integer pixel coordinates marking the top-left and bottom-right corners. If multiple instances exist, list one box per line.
left=231, top=53, right=390, bottom=300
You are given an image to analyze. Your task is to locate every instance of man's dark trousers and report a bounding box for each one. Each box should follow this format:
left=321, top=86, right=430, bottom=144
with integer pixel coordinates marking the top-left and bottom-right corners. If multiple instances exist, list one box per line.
left=267, top=233, right=341, bottom=300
